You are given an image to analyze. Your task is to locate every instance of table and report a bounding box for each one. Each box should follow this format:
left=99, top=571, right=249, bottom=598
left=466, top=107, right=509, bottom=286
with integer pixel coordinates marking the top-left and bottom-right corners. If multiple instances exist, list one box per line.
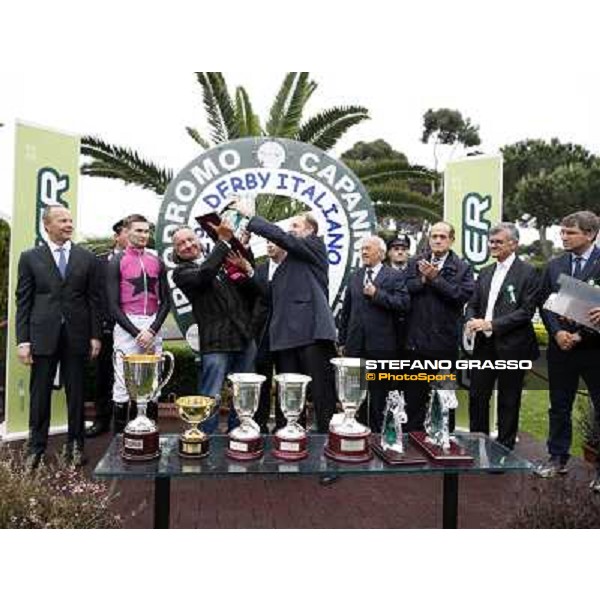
left=93, top=433, right=533, bottom=529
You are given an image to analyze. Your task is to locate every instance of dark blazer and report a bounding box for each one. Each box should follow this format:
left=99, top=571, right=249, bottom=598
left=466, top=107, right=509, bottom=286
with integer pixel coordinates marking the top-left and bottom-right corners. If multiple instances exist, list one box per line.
left=16, top=243, right=101, bottom=356
left=173, top=241, right=256, bottom=354
left=339, top=265, right=410, bottom=357
left=540, top=246, right=600, bottom=352
left=405, top=250, right=475, bottom=359
left=247, top=216, right=337, bottom=352
left=465, top=256, right=540, bottom=361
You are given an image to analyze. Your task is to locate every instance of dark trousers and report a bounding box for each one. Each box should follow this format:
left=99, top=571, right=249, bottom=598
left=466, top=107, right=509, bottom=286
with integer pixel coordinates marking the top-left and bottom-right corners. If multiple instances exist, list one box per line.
left=275, top=341, right=337, bottom=433
left=468, top=339, right=526, bottom=450
left=547, top=346, right=600, bottom=464
left=94, top=330, right=114, bottom=422
left=356, top=351, right=397, bottom=434
left=254, top=347, right=285, bottom=433
left=29, top=327, right=86, bottom=455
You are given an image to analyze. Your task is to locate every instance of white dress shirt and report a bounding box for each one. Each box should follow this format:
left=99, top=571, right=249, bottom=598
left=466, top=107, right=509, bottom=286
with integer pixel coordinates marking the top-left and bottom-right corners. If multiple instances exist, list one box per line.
left=268, top=259, right=282, bottom=282
left=47, top=239, right=72, bottom=269
left=363, top=262, right=383, bottom=286
left=483, top=253, right=516, bottom=337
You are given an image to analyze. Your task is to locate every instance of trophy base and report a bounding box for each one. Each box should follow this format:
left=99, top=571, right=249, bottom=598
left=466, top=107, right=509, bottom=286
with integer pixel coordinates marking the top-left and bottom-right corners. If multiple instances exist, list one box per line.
left=272, top=433, right=309, bottom=461
left=121, top=430, right=161, bottom=462
left=226, top=436, right=264, bottom=461
left=179, top=436, right=210, bottom=460
left=409, top=431, right=474, bottom=465
left=370, top=437, right=428, bottom=466
left=325, top=428, right=372, bottom=463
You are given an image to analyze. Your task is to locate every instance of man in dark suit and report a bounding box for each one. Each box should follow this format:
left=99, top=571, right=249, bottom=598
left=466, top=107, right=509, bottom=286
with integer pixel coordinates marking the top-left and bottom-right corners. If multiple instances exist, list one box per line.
left=537, top=211, right=600, bottom=489
left=404, top=222, right=475, bottom=431
left=16, top=206, right=101, bottom=468
left=86, top=218, right=129, bottom=437
left=465, top=223, right=540, bottom=450
left=172, top=224, right=257, bottom=433
left=252, top=241, right=287, bottom=434
left=240, top=209, right=338, bottom=433
left=339, top=236, right=410, bottom=432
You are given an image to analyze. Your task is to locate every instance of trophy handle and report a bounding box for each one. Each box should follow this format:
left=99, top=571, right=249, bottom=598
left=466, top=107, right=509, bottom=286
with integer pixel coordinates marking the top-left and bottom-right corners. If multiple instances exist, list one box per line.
left=112, top=349, right=127, bottom=391
left=154, top=351, right=175, bottom=402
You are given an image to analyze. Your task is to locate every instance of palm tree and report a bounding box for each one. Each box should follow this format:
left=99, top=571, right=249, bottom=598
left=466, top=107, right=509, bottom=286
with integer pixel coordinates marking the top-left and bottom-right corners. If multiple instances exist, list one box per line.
left=81, top=73, right=370, bottom=222
left=343, top=157, right=443, bottom=226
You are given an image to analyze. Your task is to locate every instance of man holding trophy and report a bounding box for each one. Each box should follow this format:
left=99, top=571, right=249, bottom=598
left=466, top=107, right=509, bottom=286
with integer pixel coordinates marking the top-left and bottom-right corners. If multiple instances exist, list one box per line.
left=172, top=222, right=257, bottom=434
left=232, top=202, right=338, bottom=434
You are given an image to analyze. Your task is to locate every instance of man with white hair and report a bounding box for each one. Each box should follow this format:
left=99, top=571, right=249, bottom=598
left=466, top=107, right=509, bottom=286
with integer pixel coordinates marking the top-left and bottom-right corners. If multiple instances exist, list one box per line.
left=339, top=236, right=410, bottom=432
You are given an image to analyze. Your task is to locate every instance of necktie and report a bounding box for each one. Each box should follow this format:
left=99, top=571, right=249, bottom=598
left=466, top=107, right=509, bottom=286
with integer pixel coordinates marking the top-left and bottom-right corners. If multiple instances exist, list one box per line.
left=572, top=256, right=583, bottom=279
left=57, top=247, right=67, bottom=279
left=366, top=268, right=374, bottom=284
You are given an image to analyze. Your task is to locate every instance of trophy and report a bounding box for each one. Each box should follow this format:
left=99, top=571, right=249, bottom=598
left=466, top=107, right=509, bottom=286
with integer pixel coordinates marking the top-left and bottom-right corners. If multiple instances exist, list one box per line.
left=371, top=391, right=427, bottom=465
left=176, top=396, right=217, bottom=459
left=114, top=351, right=175, bottom=462
left=325, top=358, right=372, bottom=463
left=273, top=373, right=312, bottom=461
left=410, top=388, right=473, bottom=465
left=226, top=373, right=266, bottom=461
left=196, top=194, right=255, bottom=281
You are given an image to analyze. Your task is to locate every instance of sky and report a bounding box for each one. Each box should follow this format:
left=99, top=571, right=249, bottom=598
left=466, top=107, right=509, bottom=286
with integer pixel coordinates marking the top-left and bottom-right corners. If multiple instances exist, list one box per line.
left=1, top=3, right=599, bottom=243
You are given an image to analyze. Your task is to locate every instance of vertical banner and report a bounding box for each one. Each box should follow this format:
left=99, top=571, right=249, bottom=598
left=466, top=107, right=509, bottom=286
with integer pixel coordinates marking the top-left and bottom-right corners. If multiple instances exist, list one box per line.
left=2, top=122, right=80, bottom=440
left=444, top=155, right=503, bottom=431
left=444, top=155, right=503, bottom=273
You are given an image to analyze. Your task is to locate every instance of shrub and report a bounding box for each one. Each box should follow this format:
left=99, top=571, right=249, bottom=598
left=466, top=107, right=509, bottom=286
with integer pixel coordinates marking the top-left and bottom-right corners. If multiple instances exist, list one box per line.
left=507, top=479, right=600, bottom=529
left=161, top=341, right=198, bottom=401
left=0, top=449, right=122, bottom=529
left=577, top=397, right=600, bottom=452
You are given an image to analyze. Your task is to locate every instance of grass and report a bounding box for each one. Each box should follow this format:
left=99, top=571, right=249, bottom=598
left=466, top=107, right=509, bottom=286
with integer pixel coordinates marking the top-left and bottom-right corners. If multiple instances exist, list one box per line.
left=455, top=380, right=588, bottom=458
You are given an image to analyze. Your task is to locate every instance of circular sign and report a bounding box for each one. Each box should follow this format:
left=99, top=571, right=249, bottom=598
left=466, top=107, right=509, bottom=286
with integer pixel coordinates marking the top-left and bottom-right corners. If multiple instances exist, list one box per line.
left=156, top=137, right=377, bottom=349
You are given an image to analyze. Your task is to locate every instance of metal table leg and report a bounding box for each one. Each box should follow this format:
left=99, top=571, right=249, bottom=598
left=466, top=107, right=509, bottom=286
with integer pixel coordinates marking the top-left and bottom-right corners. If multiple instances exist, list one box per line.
left=443, top=473, right=459, bottom=529
left=154, top=477, right=171, bottom=529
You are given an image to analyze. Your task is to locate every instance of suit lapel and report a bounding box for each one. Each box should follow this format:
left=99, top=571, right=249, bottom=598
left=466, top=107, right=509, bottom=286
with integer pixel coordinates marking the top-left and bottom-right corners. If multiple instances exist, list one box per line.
left=479, top=264, right=496, bottom=313
left=64, top=244, right=78, bottom=281
left=579, top=247, right=600, bottom=282
left=41, top=243, right=63, bottom=281
left=496, top=258, right=521, bottom=309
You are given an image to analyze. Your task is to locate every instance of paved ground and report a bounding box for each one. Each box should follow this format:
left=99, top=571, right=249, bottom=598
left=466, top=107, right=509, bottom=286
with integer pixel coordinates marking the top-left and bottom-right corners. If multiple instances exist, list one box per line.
left=11, top=416, right=596, bottom=529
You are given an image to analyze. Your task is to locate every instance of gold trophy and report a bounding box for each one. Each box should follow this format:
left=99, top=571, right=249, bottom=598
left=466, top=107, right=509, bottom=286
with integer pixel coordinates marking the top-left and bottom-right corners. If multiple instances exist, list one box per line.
left=176, top=396, right=217, bottom=459
left=114, top=351, right=175, bottom=461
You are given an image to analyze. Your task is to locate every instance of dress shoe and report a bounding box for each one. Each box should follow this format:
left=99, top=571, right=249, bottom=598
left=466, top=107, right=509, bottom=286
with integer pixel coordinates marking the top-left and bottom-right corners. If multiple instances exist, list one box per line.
left=319, top=475, right=339, bottom=486
left=590, top=477, right=600, bottom=494
left=534, top=457, right=568, bottom=479
left=72, top=448, right=88, bottom=468
left=86, top=419, right=111, bottom=438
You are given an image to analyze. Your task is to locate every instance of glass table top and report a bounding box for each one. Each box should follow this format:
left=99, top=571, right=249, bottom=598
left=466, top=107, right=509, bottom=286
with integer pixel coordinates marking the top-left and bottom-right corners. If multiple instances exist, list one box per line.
left=94, top=433, right=534, bottom=480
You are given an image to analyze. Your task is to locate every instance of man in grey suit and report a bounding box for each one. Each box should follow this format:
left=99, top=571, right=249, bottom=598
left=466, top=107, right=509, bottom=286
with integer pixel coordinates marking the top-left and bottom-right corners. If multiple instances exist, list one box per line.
left=16, top=206, right=101, bottom=469
left=239, top=208, right=338, bottom=433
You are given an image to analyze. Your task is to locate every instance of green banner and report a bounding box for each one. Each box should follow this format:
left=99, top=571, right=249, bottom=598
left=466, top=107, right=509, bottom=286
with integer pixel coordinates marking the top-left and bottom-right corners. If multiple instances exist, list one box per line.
left=444, top=155, right=503, bottom=272
left=2, top=122, right=80, bottom=440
